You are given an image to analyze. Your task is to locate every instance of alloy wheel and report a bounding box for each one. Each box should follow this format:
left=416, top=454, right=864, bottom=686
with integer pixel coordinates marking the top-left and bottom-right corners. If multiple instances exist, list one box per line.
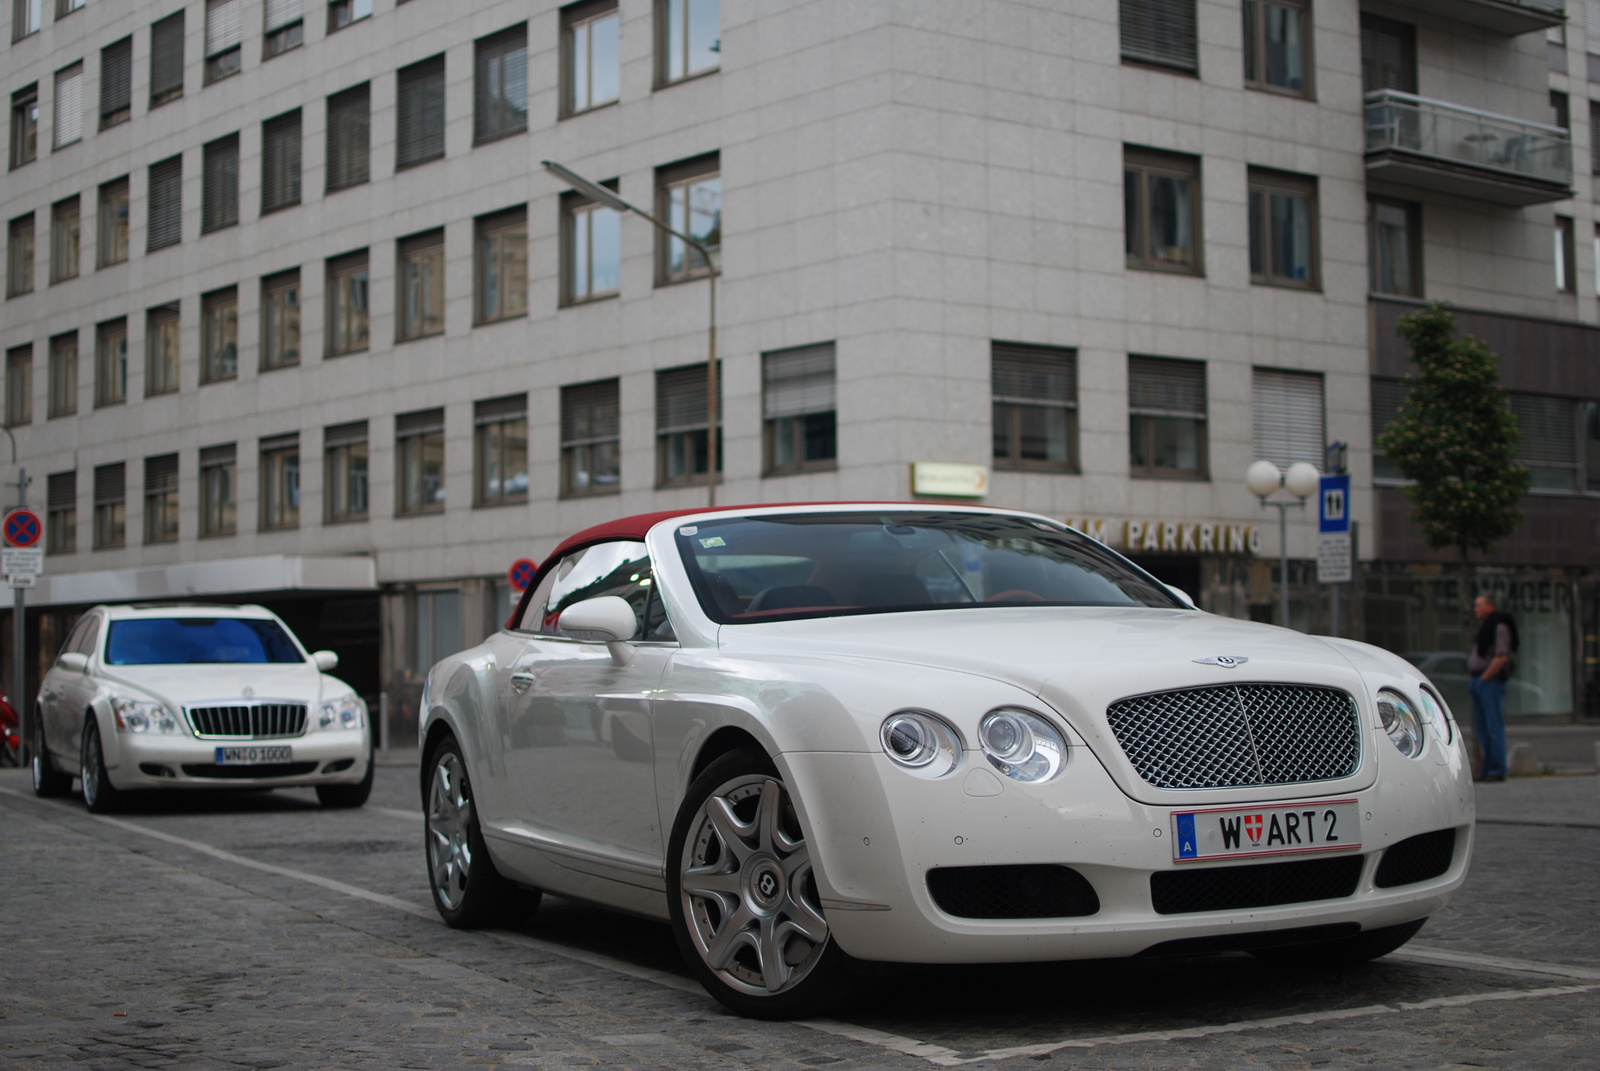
left=427, top=752, right=474, bottom=910
left=81, top=725, right=102, bottom=807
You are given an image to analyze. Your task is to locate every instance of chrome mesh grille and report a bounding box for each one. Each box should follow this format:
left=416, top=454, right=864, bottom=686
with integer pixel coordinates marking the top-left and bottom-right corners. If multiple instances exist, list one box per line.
left=187, top=703, right=307, bottom=738
left=1106, top=684, right=1360, bottom=789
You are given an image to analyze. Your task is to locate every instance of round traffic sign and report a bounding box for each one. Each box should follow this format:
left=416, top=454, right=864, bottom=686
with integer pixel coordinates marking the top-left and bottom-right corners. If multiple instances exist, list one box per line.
left=3, top=507, right=42, bottom=548
left=507, top=558, right=538, bottom=591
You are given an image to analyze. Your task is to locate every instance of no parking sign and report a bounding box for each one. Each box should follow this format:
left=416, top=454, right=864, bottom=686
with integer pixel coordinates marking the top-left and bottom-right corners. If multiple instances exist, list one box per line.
left=507, top=558, right=538, bottom=591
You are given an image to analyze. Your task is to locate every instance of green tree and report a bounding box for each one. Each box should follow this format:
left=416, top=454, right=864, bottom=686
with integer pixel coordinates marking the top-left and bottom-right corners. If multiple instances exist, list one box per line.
left=1376, top=302, right=1530, bottom=560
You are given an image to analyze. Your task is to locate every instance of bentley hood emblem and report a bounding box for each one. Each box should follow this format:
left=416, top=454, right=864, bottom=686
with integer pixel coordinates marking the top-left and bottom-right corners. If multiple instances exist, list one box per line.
left=1193, top=656, right=1248, bottom=668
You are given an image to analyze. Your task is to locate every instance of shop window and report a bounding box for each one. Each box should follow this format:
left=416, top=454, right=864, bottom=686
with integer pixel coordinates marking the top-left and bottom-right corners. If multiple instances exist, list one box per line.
left=262, top=109, right=303, bottom=215
left=146, top=304, right=180, bottom=396
left=1124, top=147, right=1201, bottom=274
left=1121, top=0, right=1197, bottom=74
left=47, top=470, right=75, bottom=555
left=95, top=317, right=127, bottom=407
left=260, top=433, right=301, bottom=530
left=261, top=269, right=301, bottom=370
left=144, top=454, right=179, bottom=544
left=992, top=342, right=1076, bottom=472
left=657, top=153, right=721, bottom=283
left=48, top=332, right=76, bottom=417
left=1129, top=355, right=1207, bottom=479
left=326, top=250, right=370, bottom=356
left=325, top=420, right=369, bottom=522
left=327, top=83, right=371, bottom=193
left=474, top=25, right=528, bottom=144
left=99, top=177, right=130, bottom=266
left=10, top=83, right=38, bottom=169
left=265, top=0, right=305, bottom=57
left=475, top=395, right=528, bottom=506
left=53, top=62, right=84, bottom=149
left=1368, top=198, right=1420, bottom=297
left=206, top=0, right=244, bottom=84
left=1248, top=169, right=1318, bottom=288
left=657, top=0, right=719, bottom=85
left=50, top=196, right=79, bottom=283
left=150, top=11, right=185, bottom=107
left=93, top=462, right=126, bottom=549
left=764, top=342, right=838, bottom=475
left=397, top=408, right=445, bottom=514
left=657, top=363, right=722, bottom=486
left=199, top=443, right=236, bottom=536
left=1253, top=368, right=1324, bottom=470
left=5, top=345, right=31, bottom=427
left=564, top=0, right=620, bottom=115
left=148, top=155, right=183, bottom=252
left=396, top=55, right=445, bottom=170
left=397, top=230, right=445, bottom=340
left=561, top=378, right=620, bottom=497
left=202, top=287, right=238, bottom=383
left=101, top=37, right=133, bottom=129
left=7, top=213, right=33, bottom=296
left=1243, top=0, right=1309, bottom=95
left=412, top=589, right=460, bottom=673
left=203, top=135, right=240, bottom=234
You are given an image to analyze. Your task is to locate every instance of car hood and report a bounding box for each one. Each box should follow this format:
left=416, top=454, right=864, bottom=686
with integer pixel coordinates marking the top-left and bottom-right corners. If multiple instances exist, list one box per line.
left=97, top=663, right=332, bottom=706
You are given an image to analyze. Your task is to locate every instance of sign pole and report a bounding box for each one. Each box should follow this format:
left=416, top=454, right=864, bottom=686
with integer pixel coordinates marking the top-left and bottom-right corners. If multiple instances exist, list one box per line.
left=12, top=468, right=27, bottom=766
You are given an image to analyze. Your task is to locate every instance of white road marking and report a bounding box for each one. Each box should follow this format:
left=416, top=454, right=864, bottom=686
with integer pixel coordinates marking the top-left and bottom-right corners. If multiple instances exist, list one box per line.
left=1393, top=944, right=1600, bottom=982
left=368, top=805, right=423, bottom=822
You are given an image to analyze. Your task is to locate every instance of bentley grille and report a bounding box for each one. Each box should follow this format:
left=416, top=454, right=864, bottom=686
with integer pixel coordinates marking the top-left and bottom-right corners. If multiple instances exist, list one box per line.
left=187, top=703, right=308, bottom=738
left=1105, top=684, right=1360, bottom=790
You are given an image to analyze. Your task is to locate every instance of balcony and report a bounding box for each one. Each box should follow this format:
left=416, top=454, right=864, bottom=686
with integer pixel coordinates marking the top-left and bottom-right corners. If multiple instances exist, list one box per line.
left=1365, top=91, right=1573, bottom=206
left=1378, top=0, right=1563, bottom=35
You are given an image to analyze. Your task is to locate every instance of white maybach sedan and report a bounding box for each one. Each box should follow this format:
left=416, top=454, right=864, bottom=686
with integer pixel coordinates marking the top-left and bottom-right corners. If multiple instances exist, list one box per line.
left=31, top=604, right=372, bottom=811
left=418, top=505, right=1472, bottom=1018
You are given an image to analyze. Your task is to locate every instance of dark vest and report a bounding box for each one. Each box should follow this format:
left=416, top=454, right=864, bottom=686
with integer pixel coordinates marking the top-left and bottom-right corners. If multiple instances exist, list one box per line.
left=1474, top=611, right=1518, bottom=679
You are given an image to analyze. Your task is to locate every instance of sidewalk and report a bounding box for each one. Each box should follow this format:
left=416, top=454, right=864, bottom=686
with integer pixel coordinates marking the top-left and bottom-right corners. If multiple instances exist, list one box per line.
left=1503, top=724, right=1600, bottom=774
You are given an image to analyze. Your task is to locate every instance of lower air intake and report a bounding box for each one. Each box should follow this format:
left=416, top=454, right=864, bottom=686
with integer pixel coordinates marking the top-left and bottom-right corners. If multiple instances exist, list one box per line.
left=1374, top=828, right=1456, bottom=888
left=927, top=864, right=1100, bottom=919
left=1151, top=854, right=1364, bottom=915
left=181, top=762, right=319, bottom=779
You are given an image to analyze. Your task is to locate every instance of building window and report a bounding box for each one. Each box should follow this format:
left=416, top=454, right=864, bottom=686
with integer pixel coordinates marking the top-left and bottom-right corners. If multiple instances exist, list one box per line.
left=150, top=11, right=186, bottom=107
left=199, top=443, right=236, bottom=536
left=763, top=343, right=837, bottom=475
left=1253, top=368, right=1324, bottom=472
left=202, top=287, right=238, bottom=383
left=148, top=155, right=183, bottom=252
left=46, top=470, right=75, bottom=555
left=50, top=196, right=79, bottom=283
left=202, top=134, right=240, bottom=234
left=265, top=0, right=304, bottom=57
left=1591, top=101, right=1600, bottom=175
left=411, top=588, right=461, bottom=674
left=1550, top=90, right=1570, bottom=132
left=474, top=395, right=528, bottom=507
left=657, top=0, right=719, bottom=84
left=13, top=0, right=40, bottom=41
left=10, top=84, right=38, bottom=169
left=262, top=109, right=303, bottom=214
left=1586, top=402, right=1600, bottom=493
left=1121, top=0, right=1197, bottom=74
left=396, top=55, right=445, bottom=170
left=1510, top=394, right=1582, bottom=492
left=397, top=408, right=445, bottom=514
left=1248, top=168, right=1318, bottom=288
left=100, top=37, right=133, bottom=129
left=1594, top=225, right=1600, bottom=297
left=52, top=63, right=84, bottom=150
left=48, top=332, right=76, bottom=417
left=1129, top=355, right=1207, bottom=479
left=397, top=229, right=444, bottom=341
left=563, top=186, right=621, bottom=303
left=657, top=154, right=721, bottom=283
left=328, top=0, right=371, bottom=33
left=1124, top=148, right=1200, bottom=274
left=146, top=305, right=180, bottom=396
left=6, top=214, right=33, bottom=296
left=95, top=318, right=127, bottom=406
left=326, top=250, right=370, bottom=356
left=474, top=25, right=528, bottom=145
left=56, top=0, right=84, bottom=17
left=991, top=342, right=1076, bottom=473
left=327, top=83, right=370, bottom=193
left=206, top=0, right=244, bottom=84
left=325, top=420, right=368, bottom=522
left=561, top=379, right=620, bottom=497
left=564, top=0, right=620, bottom=115
left=657, top=363, right=722, bottom=486
left=1370, top=377, right=1407, bottom=483
left=1361, top=13, right=1416, bottom=94
left=98, top=177, right=129, bottom=266
left=262, top=270, right=301, bottom=370
left=1243, top=0, right=1309, bottom=95
left=1556, top=215, right=1577, bottom=293
left=144, top=454, right=179, bottom=544
left=260, top=433, right=300, bottom=529
left=1368, top=197, right=1420, bottom=296
left=5, top=345, right=30, bottom=427
left=94, top=463, right=126, bottom=549
left=475, top=207, right=527, bottom=324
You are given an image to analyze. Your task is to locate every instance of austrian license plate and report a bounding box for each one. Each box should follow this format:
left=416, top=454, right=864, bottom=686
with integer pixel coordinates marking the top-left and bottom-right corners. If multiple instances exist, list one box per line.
left=214, top=745, right=292, bottom=765
left=1171, top=798, right=1360, bottom=862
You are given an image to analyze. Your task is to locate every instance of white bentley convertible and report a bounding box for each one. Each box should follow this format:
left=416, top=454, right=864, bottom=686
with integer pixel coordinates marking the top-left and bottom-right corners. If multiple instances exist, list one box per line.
left=418, top=505, right=1472, bottom=1018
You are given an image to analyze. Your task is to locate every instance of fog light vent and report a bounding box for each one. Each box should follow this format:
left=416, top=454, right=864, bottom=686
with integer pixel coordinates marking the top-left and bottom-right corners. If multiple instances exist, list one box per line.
left=139, top=763, right=176, bottom=778
left=321, top=759, right=355, bottom=774
left=1374, top=828, right=1456, bottom=888
left=927, top=864, right=1099, bottom=919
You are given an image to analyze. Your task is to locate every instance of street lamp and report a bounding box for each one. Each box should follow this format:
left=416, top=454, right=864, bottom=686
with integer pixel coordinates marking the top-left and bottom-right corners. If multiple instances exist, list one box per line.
left=1247, top=459, right=1320, bottom=630
left=541, top=160, right=721, bottom=507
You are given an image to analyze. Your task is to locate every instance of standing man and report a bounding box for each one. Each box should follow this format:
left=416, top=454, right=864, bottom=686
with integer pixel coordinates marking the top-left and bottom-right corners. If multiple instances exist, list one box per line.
left=1467, top=593, right=1517, bottom=783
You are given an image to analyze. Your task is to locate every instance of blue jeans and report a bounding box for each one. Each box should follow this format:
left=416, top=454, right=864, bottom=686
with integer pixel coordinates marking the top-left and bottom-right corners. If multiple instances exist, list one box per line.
left=1469, top=675, right=1507, bottom=779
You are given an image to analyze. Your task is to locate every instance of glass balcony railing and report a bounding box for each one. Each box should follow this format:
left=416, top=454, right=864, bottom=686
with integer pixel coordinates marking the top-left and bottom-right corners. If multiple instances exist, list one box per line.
left=1365, top=90, right=1572, bottom=189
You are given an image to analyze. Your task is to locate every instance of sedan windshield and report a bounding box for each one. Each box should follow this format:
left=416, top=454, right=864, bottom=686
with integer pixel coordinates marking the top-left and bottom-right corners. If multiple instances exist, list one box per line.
left=675, top=512, right=1181, bottom=623
left=105, top=618, right=305, bottom=665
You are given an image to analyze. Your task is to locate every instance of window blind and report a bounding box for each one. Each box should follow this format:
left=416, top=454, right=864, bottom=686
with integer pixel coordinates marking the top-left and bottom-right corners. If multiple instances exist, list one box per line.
left=763, top=343, right=836, bottom=420
left=145, top=453, right=178, bottom=493
left=94, top=462, right=125, bottom=504
left=150, top=11, right=185, bottom=102
left=325, top=420, right=367, bottom=448
left=561, top=379, right=619, bottom=443
left=147, top=155, right=182, bottom=251
left=475, top=393, right=527, bottom=424
left=100, top=37, right=133, bottom=120
left=396, top=408, right=443, bottom=437
left=202, top=135, right=239, bottom=233
left=260, top=432, right=299, bottom=453
left=326, top=84, right=370, bottom=191
left=1120, top=0, right=1197, bottom=72
left=992, top=342, right=1076, bottom=405
left=265, top=0, right=303, bottom=31
left=1590, top=102, right=1600, bottom=175
left=47, top=470, right=75, bottom=510
left=206, top=0, right=243, bottom=55
left=1252, top=368, right=1325, bottom=469
left=397, top=55, right=445, bottom=168
left=262, top=110, right=302, bottom=213
left=1128, top=356, right=1206, bottom=416
left=474, top=25, right=528, bottom=143
left=200, top=442, right=236, bottom=466
left=657, top=364, right=721, bottom=433
left=1509, top=394, right=1579, bottom=467
left=53, top=63, right=83, bottom=147
left=1588, top=0, right=1600, bottom=54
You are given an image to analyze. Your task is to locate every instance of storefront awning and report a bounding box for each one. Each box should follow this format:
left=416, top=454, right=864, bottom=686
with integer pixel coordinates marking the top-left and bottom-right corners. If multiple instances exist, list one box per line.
left=1, top=555, right=378, bottom=609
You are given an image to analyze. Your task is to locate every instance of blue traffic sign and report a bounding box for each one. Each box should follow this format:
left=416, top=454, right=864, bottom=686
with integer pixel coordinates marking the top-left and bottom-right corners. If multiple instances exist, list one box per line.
left=1319, top=475, right=1350, bottom=534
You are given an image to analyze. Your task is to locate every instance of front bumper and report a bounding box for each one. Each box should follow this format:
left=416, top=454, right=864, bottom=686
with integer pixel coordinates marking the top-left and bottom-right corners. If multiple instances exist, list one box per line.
left=784, top=740, right=1474, bottom=964
left=102, top=727, right=371, bottom=790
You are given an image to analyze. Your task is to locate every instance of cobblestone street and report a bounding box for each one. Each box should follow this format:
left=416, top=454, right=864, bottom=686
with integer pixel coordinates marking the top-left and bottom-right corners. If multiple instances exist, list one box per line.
left=2, top=766, right=1596, bottom=1070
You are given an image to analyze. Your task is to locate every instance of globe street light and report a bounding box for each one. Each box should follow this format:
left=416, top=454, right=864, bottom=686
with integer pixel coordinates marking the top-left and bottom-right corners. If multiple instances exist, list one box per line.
left=1247, top=460, right=1320, bottom=630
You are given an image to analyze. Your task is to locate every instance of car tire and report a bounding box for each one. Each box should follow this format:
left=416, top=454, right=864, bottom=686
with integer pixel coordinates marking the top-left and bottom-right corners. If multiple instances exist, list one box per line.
left=1252, top=918, right=1427, bottom=967
left=667, top=746, right=854, bottom=1020
left=424, top=735, right=540, bottom=928
left=80, top=716, right=123, bottom=814
left=32, top=716, right=73, bottom=798
left=316, top=745, right=374, bottom=808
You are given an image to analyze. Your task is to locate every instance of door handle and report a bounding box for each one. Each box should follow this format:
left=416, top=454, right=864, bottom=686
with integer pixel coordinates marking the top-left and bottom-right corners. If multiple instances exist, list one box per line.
left=509, top=673, right=535, bottom=694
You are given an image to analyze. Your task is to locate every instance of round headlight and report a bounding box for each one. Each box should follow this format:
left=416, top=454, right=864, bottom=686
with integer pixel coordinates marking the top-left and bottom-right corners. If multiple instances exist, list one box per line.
left=978, top=708, right=1066, bottom=782
left=1376, top=688, right=1425, bottom=758
left=879, top=711, right=960, bottom=778
left=1416, top=687, right=1453, bottom=746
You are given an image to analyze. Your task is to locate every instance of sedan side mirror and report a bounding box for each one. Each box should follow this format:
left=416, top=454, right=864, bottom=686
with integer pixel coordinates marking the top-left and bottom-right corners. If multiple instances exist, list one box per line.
left=559, top=596, right=638, bottom=666
left=58, top=652, right=89, bottom=673
left=312, top=650, right=340, bottom=672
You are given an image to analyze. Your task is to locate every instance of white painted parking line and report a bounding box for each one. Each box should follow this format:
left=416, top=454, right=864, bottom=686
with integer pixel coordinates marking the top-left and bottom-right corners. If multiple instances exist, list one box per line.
left=1393, top=945, right=1600, bottom=982
left=368, top=805, right=423, bottom=822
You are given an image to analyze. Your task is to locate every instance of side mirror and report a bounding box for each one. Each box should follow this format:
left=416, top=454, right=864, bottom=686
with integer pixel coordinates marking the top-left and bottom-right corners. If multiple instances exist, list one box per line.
left=58, top=652, right=89, bottom=673
left=1164, top=584, right=1197, bottom=609
left=559, top=596, right=638, bottom=666
left=312, top=650, right=340, bottom=672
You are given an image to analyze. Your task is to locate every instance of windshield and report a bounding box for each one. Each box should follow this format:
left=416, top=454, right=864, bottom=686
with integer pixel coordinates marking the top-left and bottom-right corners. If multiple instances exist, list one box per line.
left=105, top=618, right=305, bottom=665
left=675, top=512, right=1181, bottom=623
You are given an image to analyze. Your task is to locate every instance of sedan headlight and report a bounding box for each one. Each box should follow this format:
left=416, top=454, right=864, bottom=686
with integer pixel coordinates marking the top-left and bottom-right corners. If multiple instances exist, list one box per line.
left=1416, top=686, right=1453, bottom=746
left=111, top=697, right=180, bottom=734
left=1376, top=688, right=1425, bottom=758
left=979, top=708, right=1067, bottom=783
left=879, top=710, right=960, bottom=778
left=318, top=694, right=365, bottom=731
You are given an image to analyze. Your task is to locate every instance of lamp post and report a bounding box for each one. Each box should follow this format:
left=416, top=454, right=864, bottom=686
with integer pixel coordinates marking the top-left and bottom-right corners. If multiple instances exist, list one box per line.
left=541, top=160, right=721, bottom=507
left=1246, top=459, right=1320, bottom=630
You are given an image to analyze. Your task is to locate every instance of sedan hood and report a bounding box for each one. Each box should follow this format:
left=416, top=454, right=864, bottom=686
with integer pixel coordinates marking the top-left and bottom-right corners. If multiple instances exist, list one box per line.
left=99, top=663, right=329, bottom=705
